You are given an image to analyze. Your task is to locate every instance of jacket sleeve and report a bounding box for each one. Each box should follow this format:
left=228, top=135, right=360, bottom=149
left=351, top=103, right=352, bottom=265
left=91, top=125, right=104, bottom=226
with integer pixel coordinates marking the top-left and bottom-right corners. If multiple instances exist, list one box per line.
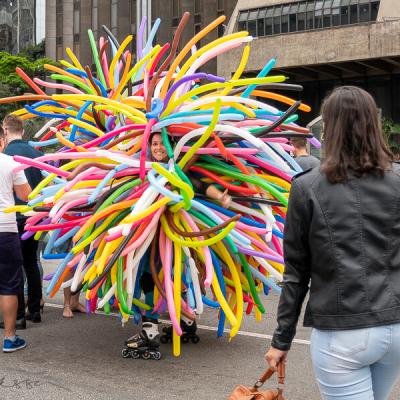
left=271, top=179, right=311, bottom=351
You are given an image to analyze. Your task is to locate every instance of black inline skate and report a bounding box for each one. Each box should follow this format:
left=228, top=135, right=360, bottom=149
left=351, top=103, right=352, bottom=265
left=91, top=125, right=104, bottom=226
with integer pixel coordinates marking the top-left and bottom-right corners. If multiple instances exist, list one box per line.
left=122, top=319, right=161, bottom=360
left=160, top=317, right=200, bottom=344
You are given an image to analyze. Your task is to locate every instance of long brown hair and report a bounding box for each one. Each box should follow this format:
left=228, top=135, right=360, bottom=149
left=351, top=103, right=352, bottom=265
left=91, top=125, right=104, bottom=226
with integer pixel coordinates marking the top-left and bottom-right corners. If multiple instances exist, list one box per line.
left=321, top=86, right=392, bottom=183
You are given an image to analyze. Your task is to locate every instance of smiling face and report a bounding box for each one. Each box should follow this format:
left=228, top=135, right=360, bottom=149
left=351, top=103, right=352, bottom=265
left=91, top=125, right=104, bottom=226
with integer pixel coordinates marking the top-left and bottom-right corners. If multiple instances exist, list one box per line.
left=150, top=133, right=168, bottom=162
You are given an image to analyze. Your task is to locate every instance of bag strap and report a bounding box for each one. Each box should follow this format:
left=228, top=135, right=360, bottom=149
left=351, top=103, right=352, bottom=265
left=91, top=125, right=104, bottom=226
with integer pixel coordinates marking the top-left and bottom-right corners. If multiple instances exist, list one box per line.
left=252, top=362, right=286, bottom=390
left=277, top=362, right=285, bottom=385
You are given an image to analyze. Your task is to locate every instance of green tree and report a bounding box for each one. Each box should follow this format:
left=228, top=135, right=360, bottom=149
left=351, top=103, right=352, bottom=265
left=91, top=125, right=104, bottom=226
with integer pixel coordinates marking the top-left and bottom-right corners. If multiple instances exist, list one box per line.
left=18, top=40, right=45, bottom=61
left=382, top=117, right=400, bottom=157
left=0, top=48, right=57, bottom=135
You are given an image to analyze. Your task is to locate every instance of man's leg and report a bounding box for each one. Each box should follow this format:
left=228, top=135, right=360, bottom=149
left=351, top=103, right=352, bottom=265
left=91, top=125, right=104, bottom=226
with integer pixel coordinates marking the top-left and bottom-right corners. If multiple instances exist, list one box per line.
left=18, top=222, right=42, bottom=316
left=0, top=295, right=17, bottom=337
left=0, top=232, right=26, bottom=352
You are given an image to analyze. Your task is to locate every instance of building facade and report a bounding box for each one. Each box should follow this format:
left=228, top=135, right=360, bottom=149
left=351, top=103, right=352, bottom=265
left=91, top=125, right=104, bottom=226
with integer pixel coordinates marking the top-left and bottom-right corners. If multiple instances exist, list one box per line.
left=0, top=0, right=38, bottom=54
left=218, top=0, right=400, bottom=124
left=46, top=0, right=237, bottom=74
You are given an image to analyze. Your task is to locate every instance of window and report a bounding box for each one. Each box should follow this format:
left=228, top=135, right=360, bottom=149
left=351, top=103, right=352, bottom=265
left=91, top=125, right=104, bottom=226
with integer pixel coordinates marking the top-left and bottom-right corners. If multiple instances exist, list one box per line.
left=350, top=1, right=358, bottom=24
left=248, top=9, right=259, bottom=20
left=332, top=5, right=340, bottom=25
left=247, top=9, right=258, bottom=36
left=258, top=9, right=266, bottom=36
left=297, top=11, right=306, bottom=31
left=341, top=3, right=349, bottom=24
left=236, top=1, right=380, bottom=37
left=281, top=5, right=290, bottom=33
left=359, top=0, right=370, bottom=23
left=289, top=3, right=298, bottom=32
left=307, top=1, right=315, bottom=30
left=289, top=13, right=297, bottom=32
left=238, top=11, right=248, bottom=31
left=371, top=1, right=379, bottom=20
left=266, top=8, right=273, bottom=35
left=273, top=6, right=282, bottom=34
left=314, top=0, right=323, bottom=29
left=323, top=0, right=332, bottom=28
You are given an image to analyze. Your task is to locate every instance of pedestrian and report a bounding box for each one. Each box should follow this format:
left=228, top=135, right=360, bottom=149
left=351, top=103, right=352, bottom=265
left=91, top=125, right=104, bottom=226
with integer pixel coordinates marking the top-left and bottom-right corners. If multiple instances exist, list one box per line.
left=123, top=132, right=231, bottom=359
left=0, top=128, right=31, bottom=352
left=265, top=86, right=400, bottom=400
left=290, top=137, right=320, bottom=170
left=2, top=115, right=44, bottom=326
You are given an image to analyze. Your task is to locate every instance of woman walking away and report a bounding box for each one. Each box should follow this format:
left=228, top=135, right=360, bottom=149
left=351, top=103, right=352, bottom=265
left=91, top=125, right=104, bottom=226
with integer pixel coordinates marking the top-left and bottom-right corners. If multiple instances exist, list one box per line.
left=266, top=86, right=400, bottom=400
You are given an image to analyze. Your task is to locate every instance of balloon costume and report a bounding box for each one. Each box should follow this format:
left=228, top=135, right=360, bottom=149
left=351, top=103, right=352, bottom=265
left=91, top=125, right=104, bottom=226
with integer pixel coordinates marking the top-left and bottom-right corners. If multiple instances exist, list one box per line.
left=2, top=13, right=320, bottom=358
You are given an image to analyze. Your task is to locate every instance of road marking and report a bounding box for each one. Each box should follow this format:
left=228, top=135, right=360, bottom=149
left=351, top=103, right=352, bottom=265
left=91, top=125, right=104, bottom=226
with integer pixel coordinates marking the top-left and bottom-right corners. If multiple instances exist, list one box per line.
left=44, top=302, right=310, bottom=346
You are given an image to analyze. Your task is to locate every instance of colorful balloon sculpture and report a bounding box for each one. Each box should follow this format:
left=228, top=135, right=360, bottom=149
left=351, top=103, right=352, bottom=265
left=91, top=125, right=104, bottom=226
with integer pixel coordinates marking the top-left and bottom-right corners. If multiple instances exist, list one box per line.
left=3, top=13, right=319, bottom=356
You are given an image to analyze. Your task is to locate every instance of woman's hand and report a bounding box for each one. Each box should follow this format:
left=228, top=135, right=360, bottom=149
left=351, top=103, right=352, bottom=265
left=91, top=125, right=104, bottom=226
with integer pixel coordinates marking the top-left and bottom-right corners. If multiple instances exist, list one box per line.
left=265, top=347, right=288, bottom=371
left=218, top=189, right=232, bottom=209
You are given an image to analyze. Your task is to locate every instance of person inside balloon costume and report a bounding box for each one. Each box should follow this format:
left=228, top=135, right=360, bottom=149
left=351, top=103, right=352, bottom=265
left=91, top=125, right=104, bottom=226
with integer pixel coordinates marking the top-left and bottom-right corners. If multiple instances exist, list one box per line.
left=0, top=12, right=321, bottom=361
left=123, top=132, right=233, bottom=358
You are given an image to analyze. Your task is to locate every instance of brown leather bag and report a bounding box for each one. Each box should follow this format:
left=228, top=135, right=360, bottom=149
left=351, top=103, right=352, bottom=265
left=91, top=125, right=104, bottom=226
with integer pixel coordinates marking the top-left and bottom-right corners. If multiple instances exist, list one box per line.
left=228, top=363, right=286, bottom=400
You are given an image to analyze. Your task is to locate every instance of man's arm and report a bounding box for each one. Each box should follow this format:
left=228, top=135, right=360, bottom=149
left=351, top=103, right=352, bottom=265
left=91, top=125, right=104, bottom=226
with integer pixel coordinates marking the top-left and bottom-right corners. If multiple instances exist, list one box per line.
left=14, top=182, right=31, bottom=202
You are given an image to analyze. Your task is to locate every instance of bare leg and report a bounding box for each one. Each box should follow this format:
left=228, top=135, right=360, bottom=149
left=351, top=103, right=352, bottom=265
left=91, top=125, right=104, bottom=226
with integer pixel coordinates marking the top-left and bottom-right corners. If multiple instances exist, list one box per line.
left=0, top=295, right=18, bottom=337
left=63, top=287, right=73, bottom=318
left=70, top=293, right=86, bottom=313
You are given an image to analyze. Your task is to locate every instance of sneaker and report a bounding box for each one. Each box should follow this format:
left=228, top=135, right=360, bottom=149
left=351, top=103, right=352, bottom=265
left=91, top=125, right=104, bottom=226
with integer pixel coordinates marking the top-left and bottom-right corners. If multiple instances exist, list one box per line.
left=3, top=336, right=27, bottom=353
left=0, top=318, right=26, bottom=330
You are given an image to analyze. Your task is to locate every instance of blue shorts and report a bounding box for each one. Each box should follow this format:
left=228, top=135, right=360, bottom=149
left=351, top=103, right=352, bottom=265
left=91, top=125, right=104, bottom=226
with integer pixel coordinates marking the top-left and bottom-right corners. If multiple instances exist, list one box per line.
left=0, top=232, right=23, bottom=295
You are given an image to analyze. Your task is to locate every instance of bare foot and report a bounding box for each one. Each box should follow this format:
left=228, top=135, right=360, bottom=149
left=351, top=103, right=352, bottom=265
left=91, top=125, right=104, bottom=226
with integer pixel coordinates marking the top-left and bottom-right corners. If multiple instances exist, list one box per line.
left=63, top=305, right=73, bottom=318
left=70, top=302, right=86, bottom=313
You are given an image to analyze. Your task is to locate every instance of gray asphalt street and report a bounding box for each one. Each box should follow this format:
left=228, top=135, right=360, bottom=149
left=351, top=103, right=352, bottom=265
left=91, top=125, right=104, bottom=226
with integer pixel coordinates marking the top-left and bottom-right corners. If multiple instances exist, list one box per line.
left=0, top=260, right=399, bottom=400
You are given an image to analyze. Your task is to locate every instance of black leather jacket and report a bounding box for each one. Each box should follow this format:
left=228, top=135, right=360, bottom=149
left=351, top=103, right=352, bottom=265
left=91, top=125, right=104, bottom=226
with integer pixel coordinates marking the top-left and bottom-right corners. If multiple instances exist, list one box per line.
left=272, top=164, right=400, bottom=351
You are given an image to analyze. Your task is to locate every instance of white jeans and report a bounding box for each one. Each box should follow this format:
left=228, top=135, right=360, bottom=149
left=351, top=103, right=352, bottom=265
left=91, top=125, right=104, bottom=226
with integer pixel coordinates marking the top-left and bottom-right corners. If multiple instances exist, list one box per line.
left=310, top=324, right=400, bottom=399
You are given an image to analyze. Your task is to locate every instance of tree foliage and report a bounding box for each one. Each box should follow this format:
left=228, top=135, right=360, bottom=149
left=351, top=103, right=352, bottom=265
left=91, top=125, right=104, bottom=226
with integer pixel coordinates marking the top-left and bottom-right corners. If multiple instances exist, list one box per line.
left=0, top=41, right=57, bottom=123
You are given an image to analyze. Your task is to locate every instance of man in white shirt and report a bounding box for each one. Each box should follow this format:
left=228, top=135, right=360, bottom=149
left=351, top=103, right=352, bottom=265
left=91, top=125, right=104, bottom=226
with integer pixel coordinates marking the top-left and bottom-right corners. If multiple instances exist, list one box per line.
left=0, top=131, right=31, bottom=352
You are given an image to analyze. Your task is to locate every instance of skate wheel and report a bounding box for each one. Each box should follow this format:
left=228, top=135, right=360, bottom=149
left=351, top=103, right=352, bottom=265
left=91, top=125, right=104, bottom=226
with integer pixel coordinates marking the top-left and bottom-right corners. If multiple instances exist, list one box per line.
left=160, top=335, right=169, bottom=344
left=182, top=336, right=189, bottom=344
left=142, top=351, right=151, bottom=360
left=152, top=351, right=162, bottom=360
left=121, top=349, right=130, bottom=358
left=132, top=351, right=140, bottom=359
left=191, top=336, right=200, bottom=344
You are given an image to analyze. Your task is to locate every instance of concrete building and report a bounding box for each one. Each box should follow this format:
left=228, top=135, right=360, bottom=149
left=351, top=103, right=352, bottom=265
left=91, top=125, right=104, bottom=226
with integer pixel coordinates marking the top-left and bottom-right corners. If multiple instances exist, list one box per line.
left=46, top=0, right=236, bottom=74
left=218, top=0, right=400, bottom=124
left=0, top=0, right=37, bottom=54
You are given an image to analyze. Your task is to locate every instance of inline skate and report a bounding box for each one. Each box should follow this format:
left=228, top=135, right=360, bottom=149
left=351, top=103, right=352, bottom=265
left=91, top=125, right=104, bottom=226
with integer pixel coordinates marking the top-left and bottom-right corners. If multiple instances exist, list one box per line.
left=122, top=320, right=161, bottom=360
left=160, top=316, right=200, bottom=344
